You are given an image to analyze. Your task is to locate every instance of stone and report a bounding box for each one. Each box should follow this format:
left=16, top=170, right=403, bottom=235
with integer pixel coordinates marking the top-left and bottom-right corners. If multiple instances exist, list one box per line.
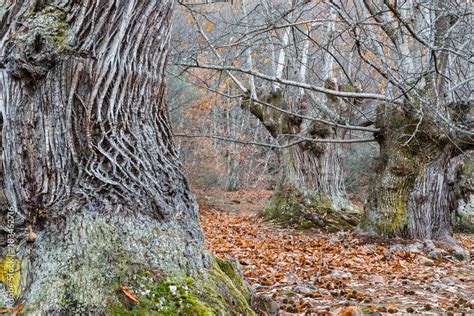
left=428, top=250, right=444, bottom=261
left=292, top=285, right=317, bottom=293
left=418, top=256, right=435, bottom=266
left=251, top=294, right=280, bottom=316
left=452, top=245, right=470, bottom=261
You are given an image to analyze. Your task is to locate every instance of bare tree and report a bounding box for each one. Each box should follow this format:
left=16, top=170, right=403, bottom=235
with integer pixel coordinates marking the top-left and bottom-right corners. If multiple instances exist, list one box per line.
left=174, top=0, right=372, bottom=229
left=0, top=0, right=253, bottom=313
left=174, top=0, right=473, bottom=244
left=351, top=0, right=473, bottom=247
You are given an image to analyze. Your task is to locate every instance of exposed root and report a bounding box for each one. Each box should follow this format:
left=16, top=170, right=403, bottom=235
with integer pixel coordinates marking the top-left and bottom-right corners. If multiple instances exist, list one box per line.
left=262, top=186, right=360, bottom=231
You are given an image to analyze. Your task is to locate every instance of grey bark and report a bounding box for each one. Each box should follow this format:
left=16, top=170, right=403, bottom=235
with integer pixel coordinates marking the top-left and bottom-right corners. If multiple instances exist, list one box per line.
left=361, top=101, right=472, bottom=243
left=244, top=91, right=352, bottom=211
left=0, top=0, right=228, bottom=313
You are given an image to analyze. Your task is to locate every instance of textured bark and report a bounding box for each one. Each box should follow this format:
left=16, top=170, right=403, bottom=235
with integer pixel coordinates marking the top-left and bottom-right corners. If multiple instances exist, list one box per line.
left=360, top=104, right=471, bottom=243
left=0, top=1, right=252, bottom=313
left=407, top=148, right=454, bottom=242
left=242, top=91, right=355, bottom=230
left=244, top=92, right=351, bottom=212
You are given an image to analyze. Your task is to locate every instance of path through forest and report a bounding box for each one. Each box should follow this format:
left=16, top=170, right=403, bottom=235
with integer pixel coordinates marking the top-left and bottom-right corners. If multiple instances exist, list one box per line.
left=198, top=190, right=474, bottom=315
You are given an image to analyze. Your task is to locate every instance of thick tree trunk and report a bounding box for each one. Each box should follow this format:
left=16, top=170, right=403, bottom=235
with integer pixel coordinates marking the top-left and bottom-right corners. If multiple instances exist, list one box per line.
left=0, top=1, right=252, bottom=313
left=266, top=140, right=356, bottom=230
left=282, top=137, right=349, bottom=211
left=244, top=92, right=355, bottom=229
left=360, top=107, right=466, bottom=244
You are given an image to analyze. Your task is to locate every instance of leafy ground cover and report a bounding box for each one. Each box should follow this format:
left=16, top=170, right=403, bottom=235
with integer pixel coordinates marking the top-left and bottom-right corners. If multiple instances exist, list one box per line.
left=199, top=190, right=474, bottom=315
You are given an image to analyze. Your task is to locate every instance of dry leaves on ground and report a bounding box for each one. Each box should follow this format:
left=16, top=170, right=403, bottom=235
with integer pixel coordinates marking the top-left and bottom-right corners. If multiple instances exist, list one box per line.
left=199, top=194, right=474, bottom=315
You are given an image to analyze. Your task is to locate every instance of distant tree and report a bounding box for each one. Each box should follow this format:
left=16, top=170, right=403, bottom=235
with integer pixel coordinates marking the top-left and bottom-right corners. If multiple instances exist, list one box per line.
left=351, top=0, right=472, bottom=247
left=175, top=0, right=472, bottom=245
left=174, top=1, right=376, bottom=229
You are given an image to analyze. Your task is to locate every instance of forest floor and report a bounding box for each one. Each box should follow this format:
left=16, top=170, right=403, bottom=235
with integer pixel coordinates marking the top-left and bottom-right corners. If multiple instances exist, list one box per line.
left=197, top=189, right=474, bottom=315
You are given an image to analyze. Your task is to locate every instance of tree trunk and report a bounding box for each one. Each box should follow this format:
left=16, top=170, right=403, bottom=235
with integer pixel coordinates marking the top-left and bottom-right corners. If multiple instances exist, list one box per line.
left=282, top=135, right=349, bottom=211
left=0, top=1, right=252, bottom=313
left=244, top=92, right=355, bottom=230
left=360, top=107, right=467, bottom=244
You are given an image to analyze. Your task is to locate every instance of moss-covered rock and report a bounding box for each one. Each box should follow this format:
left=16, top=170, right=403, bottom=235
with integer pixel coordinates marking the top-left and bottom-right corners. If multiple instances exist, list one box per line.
left=111, top=257, right=254, bottom=315
left=263, top=186, right=359, bottom=231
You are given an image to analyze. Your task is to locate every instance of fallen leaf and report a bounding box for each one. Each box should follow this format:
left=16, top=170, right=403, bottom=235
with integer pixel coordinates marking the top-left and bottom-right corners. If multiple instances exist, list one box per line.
left=0, top=307, right=13, bottom=314
left=122, top=286, right=140, bottom=304
left=12, top=303, right=24, bottom=316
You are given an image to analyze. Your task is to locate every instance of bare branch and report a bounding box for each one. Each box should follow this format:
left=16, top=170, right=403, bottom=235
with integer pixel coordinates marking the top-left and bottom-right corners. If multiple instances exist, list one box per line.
left=181, top=62, right=402, bottom=103
left=174, top=132, right=376, bottom=148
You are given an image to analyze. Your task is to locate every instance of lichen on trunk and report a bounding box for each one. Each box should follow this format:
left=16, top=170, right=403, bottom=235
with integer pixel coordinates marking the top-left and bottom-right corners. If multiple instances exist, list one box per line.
left=0, top=0, right=253, bottom=313
left=243, top=91, right=354, bottom=229
left=360, top=102, right=471, bottom=243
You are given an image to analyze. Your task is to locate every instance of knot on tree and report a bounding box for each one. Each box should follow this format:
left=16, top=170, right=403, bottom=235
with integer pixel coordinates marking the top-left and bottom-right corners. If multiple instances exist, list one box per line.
left=4, top=6, right=72, bottom=81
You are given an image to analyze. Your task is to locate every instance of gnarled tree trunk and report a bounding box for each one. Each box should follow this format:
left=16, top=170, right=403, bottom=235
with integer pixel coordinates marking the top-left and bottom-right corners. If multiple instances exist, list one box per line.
left=361, top=102, right=472, bottom=246
left=0, top=1, right=252, bottom=313
left=244, top=92, right=355, bottom=230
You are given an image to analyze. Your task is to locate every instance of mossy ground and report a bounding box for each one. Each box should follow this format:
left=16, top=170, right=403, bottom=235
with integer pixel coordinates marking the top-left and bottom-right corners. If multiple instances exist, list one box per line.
left=263, top=186, right=359, bottom=232
left=111, top=257, right=254, bottom=316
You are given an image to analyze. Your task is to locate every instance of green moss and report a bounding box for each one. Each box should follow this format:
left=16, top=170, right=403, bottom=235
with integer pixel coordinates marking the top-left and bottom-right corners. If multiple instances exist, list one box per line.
left=215, top=258, right=241, bottom=288
left=263, top=186, right=358, bottom=230
left=111, top=257, right=254, bottom=316
left=12, top=4, right=73, bottom=80
left=193, top=258, right=253, bottom=315
left=110, top=275, right=215, bottom=315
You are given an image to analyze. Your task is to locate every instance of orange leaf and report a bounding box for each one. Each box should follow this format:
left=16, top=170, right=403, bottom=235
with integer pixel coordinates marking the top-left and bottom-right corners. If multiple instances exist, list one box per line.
left=0, top=307, right=13, bottom=314
left=12, top=303, right=24, bottom=316
left=205, top=22, right=214, bottom=32
left=122, top=286, right=140, bottom=304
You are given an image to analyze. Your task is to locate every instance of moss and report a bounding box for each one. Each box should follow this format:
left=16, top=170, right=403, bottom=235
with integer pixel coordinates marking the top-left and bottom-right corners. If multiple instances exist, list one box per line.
left=340, top=83, right=356, bottom=93
left=215, top=258, right=242, bottom=289
left=11, top=4, right=74, bottom=80
left=111, top=257, right=254, bottom=316
left=359, top=126, right=426, bottom=236
left=263, top=186, right=358, bottom=231
left=193, top=258, right=253, bottom=315
left=17, top=6, right=72, bottom=52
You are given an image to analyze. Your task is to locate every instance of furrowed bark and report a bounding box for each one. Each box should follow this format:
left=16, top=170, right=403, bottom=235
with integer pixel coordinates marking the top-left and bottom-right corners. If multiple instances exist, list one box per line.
left=243, top=91, right=355, bottom=230
left=360, top=101, right=471, bottom=246
left=0, top=1, right=253, bottom=313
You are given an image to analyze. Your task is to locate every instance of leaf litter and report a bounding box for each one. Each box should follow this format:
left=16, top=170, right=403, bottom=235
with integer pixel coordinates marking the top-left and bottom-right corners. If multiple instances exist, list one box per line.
left=199, top=190, right=474, bottom=315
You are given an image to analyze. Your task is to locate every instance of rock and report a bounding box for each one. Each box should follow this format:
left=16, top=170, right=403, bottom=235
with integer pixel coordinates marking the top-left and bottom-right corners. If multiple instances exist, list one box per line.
left=325, top=270, right=352, bottom=279
left=389, top=245, right=405, bottom=251
left=292, top=285, right=317, bottom=293
left=423, top=240, right=448, bottom=260
left=389, top=243, right=423, bottom=253
left=428, top=250, right=444, bottom=261
left=365, top=244, right=377, bottom=251
left=424, top=239, right=436, bottom=249
left=452, top=245, right=470, bottom=261
left=418, top=256, right=435, bottom=266
left=251, top=293, right=280, bottom=316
